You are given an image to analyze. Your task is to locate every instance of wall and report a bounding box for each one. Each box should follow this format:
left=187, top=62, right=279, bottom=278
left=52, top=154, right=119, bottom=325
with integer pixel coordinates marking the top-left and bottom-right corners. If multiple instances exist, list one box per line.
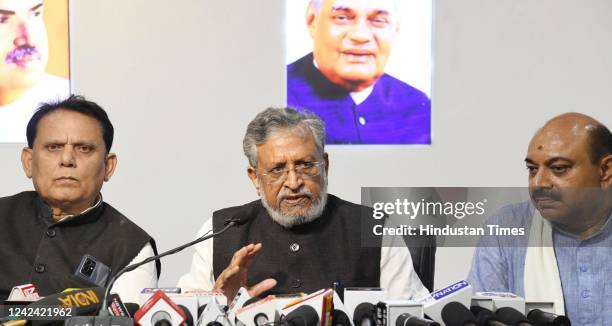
left=0, top=0, right=610, bottom=289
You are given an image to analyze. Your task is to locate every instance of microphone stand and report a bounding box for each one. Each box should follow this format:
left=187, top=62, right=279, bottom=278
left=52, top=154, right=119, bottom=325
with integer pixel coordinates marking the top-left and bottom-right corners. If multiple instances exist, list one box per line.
left=98, top=217, right=243, bottom=316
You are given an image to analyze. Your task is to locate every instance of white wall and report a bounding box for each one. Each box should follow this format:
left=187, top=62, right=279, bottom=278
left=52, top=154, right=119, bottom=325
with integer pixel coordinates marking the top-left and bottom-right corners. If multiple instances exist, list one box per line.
left=0, top=0, right=610, bottom=289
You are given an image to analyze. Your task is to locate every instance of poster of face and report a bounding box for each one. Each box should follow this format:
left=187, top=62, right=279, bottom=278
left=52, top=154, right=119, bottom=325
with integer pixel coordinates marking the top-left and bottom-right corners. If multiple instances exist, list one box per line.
left=0, top=0, right=70, bottom=144
left=286, top=0, right=432, bottom=145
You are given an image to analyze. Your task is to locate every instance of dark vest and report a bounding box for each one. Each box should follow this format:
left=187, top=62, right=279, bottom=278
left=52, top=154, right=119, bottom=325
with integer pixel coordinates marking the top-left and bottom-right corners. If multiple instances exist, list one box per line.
left=212, top=194, right=381, bottom=295
left=0, top=191, right=160, bottom=300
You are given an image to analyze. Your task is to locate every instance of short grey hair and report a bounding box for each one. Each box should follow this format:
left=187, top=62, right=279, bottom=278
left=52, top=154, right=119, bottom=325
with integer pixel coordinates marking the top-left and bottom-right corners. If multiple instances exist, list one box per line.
left=243, top=107, right=326, bottom=167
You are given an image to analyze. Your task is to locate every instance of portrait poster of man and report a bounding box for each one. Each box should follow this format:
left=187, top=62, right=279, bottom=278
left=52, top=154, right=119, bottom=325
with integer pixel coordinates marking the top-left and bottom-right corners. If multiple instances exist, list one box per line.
left=0, top=0, right=70, bottom=143
left=286, top=0, right=432, bottom=145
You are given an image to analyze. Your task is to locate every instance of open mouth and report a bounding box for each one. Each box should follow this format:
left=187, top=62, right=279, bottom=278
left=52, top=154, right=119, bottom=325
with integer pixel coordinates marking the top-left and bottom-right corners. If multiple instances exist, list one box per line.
left=5, top=46, right=41, bottom=68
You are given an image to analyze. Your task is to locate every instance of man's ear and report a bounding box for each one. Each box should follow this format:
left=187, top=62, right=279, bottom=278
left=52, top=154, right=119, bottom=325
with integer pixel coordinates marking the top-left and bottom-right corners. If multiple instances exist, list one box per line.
left=600, top=153, right=612, bottom=187
left=21, top=147, right=33, bottom=179
left=103, top=153, right=118, bottom=182
left=306, top=2, right=317, bottom=38
left=247, top=165, right=261, bottom=196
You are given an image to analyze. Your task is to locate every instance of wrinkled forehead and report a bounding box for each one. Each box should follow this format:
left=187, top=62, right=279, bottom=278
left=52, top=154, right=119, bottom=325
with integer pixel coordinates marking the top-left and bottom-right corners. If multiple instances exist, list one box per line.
left=0, top=0, right=43, bottom=13
left=320, top=0, right=397, bottom=15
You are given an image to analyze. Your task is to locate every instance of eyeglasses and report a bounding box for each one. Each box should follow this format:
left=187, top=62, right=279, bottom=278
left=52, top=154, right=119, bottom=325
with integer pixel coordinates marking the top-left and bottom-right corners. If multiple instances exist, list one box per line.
left=258, top=161, right=325, bottom=184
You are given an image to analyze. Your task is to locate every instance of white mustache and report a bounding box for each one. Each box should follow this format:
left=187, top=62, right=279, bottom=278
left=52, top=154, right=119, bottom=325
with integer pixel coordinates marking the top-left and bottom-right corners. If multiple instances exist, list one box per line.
left=277, top=187, right=314, bottom=202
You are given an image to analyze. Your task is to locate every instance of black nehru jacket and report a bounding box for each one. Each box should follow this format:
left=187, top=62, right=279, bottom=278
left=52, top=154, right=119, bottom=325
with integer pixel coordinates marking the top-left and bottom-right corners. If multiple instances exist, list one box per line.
left=212, top=194, right=381, bottom=295
left=0, top=191, right=160, bottom=300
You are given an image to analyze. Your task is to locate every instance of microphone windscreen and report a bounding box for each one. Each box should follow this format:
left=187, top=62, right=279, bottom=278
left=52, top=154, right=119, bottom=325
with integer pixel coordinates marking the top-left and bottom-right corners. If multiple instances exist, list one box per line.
left=396, top=313, right=440, bottom=326
left=125, top=303, right=140, bottom=317
left=332, top=309, right=351, bottom=326
left=285, top=305, right=320, bottom=326
left=353, top=302, right=376, bottom=326
left=441, top=301, right=476, bottom=326
left=495, top=307, right=530, bottom=325
left=32, top=287, right=105, bottom=316
left=527, top=309, right=571, bottom=326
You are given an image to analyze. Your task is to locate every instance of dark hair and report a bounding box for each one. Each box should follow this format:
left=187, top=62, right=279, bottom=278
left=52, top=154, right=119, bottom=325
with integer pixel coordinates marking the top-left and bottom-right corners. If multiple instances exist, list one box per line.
left=588, top=123, right=612, bottom=163
left=26, top=95, right=114, bottom=152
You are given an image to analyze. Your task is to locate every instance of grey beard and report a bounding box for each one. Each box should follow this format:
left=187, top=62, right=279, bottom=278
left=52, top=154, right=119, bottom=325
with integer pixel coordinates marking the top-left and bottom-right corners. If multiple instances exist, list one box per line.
left=260, top=177, right=328, bottom=228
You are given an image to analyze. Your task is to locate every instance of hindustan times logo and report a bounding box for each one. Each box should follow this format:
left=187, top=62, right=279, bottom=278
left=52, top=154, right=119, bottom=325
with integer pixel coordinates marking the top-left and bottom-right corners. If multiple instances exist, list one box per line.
left=372, top=198, right=487, bottom=220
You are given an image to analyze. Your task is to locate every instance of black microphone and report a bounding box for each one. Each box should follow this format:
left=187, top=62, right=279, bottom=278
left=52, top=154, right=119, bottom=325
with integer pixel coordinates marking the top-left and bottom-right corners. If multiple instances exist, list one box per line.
left=34, top=287, right=105, bottom=315
left=283, top=305, right=320, bottom=326
left=441, top=301, right=477, bottom=326
left=99, top=207, right=255, bottom=315
left=396, top=313, right=440, bottom=326
left=470, top=306, right=508, bottom=326
left=353, top=302, right=376, bottom=326
left=527, top=309, right=571, bottom=326
left=495, top=307, right=533, bottom=326
left=332, top=309, right=351, bottom=326
left=125, top=303, right=140, bottom=317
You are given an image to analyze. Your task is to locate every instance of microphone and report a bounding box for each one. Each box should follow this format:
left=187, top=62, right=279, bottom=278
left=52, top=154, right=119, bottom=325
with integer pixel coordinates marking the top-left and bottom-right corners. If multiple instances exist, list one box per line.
left=6, top=284, right=40, bottom=302
left=133, top=290, right=187, bottom=326
left=99, top=208, right=255, bottom=316
left=396, top=313, right=440, bottom=326
left=125, top=303, right=140, bottom=317
left=526, top=309, right=570, bottom=326
left=236, top=295, right=280, bottom=326
left=417, top=280, right=473, bottom=323
left=333, top=309, right=351, bottom=326
left=441, top=302, right=477, bottom=326
left=34, top=287, right=104, bottom=315
left=353, top=303, right=376, bottom=326
left=52, top=288, right=133, bottom=326
left=283, top=305, right=320, bottom=326
left=495, top=307, right=533, bottom=326
left=470, top=306, right=508, bottom=326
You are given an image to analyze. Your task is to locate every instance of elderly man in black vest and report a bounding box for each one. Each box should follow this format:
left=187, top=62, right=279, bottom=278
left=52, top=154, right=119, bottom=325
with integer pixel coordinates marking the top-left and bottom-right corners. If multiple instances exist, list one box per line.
left=0, top=95, right=160, bottom=303
left=179, top=107, right=428, bottom=301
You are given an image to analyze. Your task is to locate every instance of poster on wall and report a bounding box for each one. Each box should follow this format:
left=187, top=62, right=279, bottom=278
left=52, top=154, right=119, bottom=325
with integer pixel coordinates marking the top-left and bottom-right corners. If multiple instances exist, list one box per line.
left=286, top=0, right=432, bottom=145
left=0, top=0, right=70, bottom=143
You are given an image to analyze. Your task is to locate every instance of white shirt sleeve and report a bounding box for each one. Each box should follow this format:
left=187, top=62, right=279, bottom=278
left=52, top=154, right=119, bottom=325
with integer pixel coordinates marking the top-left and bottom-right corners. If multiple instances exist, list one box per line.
left=110, top=242, right=158, bottom=304
left=379, top=233, right=430, bottom=300
left=177, top=218, right=215, bottom=290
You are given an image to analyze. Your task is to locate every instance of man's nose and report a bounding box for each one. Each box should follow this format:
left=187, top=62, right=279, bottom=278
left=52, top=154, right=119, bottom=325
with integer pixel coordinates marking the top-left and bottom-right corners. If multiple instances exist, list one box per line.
left=348, top=18, right=373, bottom=43
left=283, top=169, right=304, bottom=190
left=59, top=146, right=76, bottom=168
left=13, top=22, right=32, bottom=48
left=532, top=169, right=553, bottom=189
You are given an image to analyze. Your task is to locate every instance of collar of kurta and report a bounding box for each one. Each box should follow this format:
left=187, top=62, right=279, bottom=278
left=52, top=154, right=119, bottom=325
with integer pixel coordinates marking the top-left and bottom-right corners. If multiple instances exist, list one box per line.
left=35, top=194, right=104, bottom=227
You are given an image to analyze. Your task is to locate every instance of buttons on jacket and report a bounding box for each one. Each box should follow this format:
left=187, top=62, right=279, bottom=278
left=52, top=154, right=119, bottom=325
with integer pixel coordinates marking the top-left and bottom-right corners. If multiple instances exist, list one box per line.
left=35, top=264, right=46, bottom=273
left=46, top=229, right=56, bottom=238
left=291, top=279, right=302, bottom=288
left=290, top=243, right=300, bottom=252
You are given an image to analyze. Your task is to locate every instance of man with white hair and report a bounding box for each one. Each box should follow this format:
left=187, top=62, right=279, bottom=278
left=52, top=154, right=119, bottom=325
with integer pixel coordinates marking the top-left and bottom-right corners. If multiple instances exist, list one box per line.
left=179, top=107, right=428, bottom=301
left=287, top=0, right=430, bottom=144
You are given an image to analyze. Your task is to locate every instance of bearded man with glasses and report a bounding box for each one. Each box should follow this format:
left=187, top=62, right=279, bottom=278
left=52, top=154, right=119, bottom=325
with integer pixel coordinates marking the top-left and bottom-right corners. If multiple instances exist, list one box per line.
left=178, top=107, right=428, bottom=302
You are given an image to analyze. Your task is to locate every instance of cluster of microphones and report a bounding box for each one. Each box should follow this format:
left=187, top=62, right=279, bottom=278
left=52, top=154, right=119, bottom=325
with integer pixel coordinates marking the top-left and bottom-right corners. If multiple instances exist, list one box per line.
left=0, top=280, right=571, bottom=326
left=0, top=216, right=571, bottom=326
